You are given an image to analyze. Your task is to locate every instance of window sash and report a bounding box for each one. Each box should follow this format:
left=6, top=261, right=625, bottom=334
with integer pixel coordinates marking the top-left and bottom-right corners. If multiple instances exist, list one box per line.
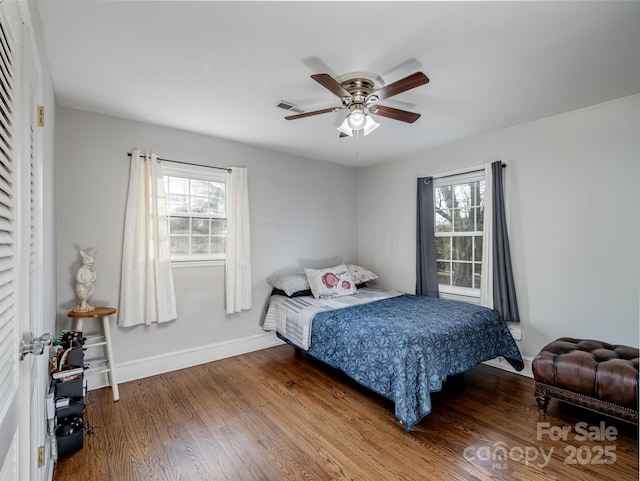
left=162, top=164, right=227, bottom=263
left=433, top=170, right=485, bottom=297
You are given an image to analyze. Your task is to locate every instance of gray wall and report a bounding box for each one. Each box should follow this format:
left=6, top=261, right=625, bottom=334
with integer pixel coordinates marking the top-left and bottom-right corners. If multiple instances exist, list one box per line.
left=55, top=107, right=359, bottom=365
left=56, top=93, right=640, bottom=379
left=358, top=94, right=640, bottom=365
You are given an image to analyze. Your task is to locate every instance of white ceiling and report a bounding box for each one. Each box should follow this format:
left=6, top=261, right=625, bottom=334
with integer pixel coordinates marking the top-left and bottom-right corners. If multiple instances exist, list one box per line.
left=37, top=1, right=640, bottom=167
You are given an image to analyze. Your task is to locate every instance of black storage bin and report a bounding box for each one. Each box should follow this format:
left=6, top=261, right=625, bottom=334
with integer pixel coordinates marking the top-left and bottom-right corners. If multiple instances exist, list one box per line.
left=51, top=333, right=87, bottom=460
left=55, top=398, right=84, bottom=419
left=55, top=376, right=83, bottom=398
left=57, top=429, right=83, bottom=457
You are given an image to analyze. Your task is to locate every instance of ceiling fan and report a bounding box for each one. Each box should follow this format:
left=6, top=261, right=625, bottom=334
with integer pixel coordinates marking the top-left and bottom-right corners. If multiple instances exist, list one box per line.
left=279, top=70, right=429, bottom=137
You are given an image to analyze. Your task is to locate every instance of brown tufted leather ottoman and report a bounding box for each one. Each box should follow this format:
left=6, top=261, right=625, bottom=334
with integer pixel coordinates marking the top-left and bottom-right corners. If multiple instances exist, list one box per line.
left=532, top=337, right=638, bottom=424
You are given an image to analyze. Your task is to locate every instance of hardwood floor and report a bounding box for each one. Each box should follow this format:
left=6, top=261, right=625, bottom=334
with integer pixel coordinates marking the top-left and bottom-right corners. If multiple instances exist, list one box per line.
left=53, top=345, right=639, bottom=481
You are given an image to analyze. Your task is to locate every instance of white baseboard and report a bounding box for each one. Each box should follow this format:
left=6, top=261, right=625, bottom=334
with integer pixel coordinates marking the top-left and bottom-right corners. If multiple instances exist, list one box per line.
left=483, top=355, right=534, bottom=378
left=86, top=332, right=284, bottom=391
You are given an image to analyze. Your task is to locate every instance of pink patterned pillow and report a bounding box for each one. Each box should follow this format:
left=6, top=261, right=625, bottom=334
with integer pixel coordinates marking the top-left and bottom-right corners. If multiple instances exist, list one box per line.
left=304, top=264, right=356, bottom=299
left=346, top=264, right=378, bottom=284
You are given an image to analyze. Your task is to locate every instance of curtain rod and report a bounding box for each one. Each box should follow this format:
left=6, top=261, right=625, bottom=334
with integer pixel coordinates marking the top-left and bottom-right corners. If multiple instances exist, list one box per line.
left=430, top=163, right=506, bottom=182
left=128, top=152, right=232, bottom=173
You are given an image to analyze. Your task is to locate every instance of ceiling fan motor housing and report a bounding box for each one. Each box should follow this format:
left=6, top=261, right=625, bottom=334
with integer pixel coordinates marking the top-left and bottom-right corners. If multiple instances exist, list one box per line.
left=336, top=72, right=385, bottom=109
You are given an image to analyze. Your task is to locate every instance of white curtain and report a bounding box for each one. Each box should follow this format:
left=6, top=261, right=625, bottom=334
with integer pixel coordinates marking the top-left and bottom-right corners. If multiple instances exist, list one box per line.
left=225, top=166, right=252, bottom=314
left=480, top=162, right=494, bottom=309
left=119, top=149, right=177, bottom=327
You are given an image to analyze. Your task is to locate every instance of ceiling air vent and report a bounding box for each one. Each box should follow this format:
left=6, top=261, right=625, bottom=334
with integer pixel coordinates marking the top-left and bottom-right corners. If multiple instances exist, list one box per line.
left=276, top=101, right=305, bottom=114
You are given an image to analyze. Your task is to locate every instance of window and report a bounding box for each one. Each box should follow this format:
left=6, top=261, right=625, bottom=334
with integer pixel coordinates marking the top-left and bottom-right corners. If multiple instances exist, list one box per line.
left=434, top=171, right=485, bottom=298
left=162, top=164, right=227, bottom=263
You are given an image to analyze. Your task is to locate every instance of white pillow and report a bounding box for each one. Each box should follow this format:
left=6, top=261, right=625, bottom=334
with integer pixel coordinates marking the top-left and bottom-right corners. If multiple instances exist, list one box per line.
left=266, top=272, right=310, bottom=296
left=304, top=263, right=356, bottom=299
left=346, top=264, right=378, bottom=285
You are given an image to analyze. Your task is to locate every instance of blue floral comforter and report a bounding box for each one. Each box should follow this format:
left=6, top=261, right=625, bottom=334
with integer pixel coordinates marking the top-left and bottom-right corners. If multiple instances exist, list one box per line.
left=295, top=294, right=524, bottom=430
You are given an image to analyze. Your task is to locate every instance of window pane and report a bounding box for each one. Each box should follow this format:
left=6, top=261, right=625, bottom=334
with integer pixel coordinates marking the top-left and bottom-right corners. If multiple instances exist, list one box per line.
left=453, top=208, right=473, bottom=232
left=453, top=183, right=472, bottom=208
left=211, top=219, right=227, bottom=236
left=168, top=194, right=189, bottom=213
left=210, top=182, right=225, bottom=200
left=452, top=236, right=472, bottom=261
left=192, top=217, right=209, bottom=235
left=474, top=263, right=482, bottom=289
left=470, top=208, right=477, bottom=232
left=477, top=181, right=485, bottom=206
left=190, top=196, right=209, bottom=213
left=191, top=236, right=209, bottom=253
left=474, top=236, right=483, bottom=262
left=435, top=209, right=452, bottom=232
left=435, top=186, right=453, bottom=210
left=209, top=197, right=226, bottom=216
left=170, top=217, right=189, bottom=234
left=435, top=237, right=450, bottom=261
left=452, top=262, right=473, bottom=288
left=211, top=236, right=226, bottom=254
left=437, top=261, right=451, bottom=286
left=475, top=206, right=484, bottom=231
left=190, top=179, right=209, bottom=196
left=170, top=236, right=189, bottom=254
left=168, top=176, right=188, bottom=195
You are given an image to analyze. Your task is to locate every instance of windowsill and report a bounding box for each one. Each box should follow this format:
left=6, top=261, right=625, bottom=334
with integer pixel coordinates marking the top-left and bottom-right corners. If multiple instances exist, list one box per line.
left=439, top=291, right=480, bottom=305
left=171, top=259, right=225, bottom=268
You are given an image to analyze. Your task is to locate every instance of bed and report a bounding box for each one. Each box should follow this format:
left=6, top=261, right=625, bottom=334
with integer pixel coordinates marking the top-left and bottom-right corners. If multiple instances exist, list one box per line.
left=263, top=282, right=524, bottom=431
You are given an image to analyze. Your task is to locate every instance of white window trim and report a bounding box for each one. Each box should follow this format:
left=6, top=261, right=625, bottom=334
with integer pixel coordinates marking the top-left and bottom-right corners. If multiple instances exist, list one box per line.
left=439, top=290, right=481, bottom=305
left=171, top=259, right=225, bottom=269
left=162, top=163, right=226, bottom=183
left=431, top=164, right=484, bottom=181
left=162, top=162, right=227, bottom=266
left=433, top=167, right=486, bottom=300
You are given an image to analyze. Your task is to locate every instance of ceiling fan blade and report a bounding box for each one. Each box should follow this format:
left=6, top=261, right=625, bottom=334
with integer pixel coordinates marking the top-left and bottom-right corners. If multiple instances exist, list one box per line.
left=311, top=73, right=352, bottom=100
left=339, top=131, right=349, bottom=138
left=285, top=106, right=341, bottom=120
left=369, top=104, right=421, bottom=123
left=370, top=72, right=429, bottom=101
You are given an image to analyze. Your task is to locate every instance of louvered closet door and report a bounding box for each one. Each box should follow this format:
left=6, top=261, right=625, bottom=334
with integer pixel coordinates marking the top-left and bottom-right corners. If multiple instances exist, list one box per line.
left=0, top=3, right=20, bottom=478
left=0, top=2, right=44, bottom=480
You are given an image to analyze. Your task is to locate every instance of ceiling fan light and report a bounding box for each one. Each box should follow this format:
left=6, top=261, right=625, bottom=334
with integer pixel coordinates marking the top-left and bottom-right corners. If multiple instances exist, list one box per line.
left=347, top=109, right=366, bottom=130
left=337, top=118, right=354, bottom=137
left=362, top=115, right=380, bottom=136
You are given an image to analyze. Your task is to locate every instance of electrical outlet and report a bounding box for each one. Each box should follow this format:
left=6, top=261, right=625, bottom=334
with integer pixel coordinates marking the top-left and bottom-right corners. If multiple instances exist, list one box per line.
left=509, top=327, right=522, bottom=341
left=37, top=446, right=44, bottom=467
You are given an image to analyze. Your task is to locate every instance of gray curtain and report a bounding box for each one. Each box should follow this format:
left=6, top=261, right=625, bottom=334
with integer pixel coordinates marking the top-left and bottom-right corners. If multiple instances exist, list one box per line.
left=416, top=177, right=439, bottom=297
left=492, top=161, right=520, bottom=321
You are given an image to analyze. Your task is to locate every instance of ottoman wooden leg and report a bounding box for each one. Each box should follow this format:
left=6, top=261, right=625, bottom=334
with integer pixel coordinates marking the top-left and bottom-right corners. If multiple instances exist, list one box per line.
left=535, top=383, right=550, bottom=414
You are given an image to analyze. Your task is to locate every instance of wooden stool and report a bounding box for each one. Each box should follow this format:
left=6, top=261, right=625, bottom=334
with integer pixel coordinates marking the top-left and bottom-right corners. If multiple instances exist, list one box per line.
left=67, top=307, right=120, bottom=401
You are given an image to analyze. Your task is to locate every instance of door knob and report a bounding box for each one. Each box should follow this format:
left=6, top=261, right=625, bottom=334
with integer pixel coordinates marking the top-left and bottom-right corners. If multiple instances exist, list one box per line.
left=19, top=332, right=53, bottom=361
